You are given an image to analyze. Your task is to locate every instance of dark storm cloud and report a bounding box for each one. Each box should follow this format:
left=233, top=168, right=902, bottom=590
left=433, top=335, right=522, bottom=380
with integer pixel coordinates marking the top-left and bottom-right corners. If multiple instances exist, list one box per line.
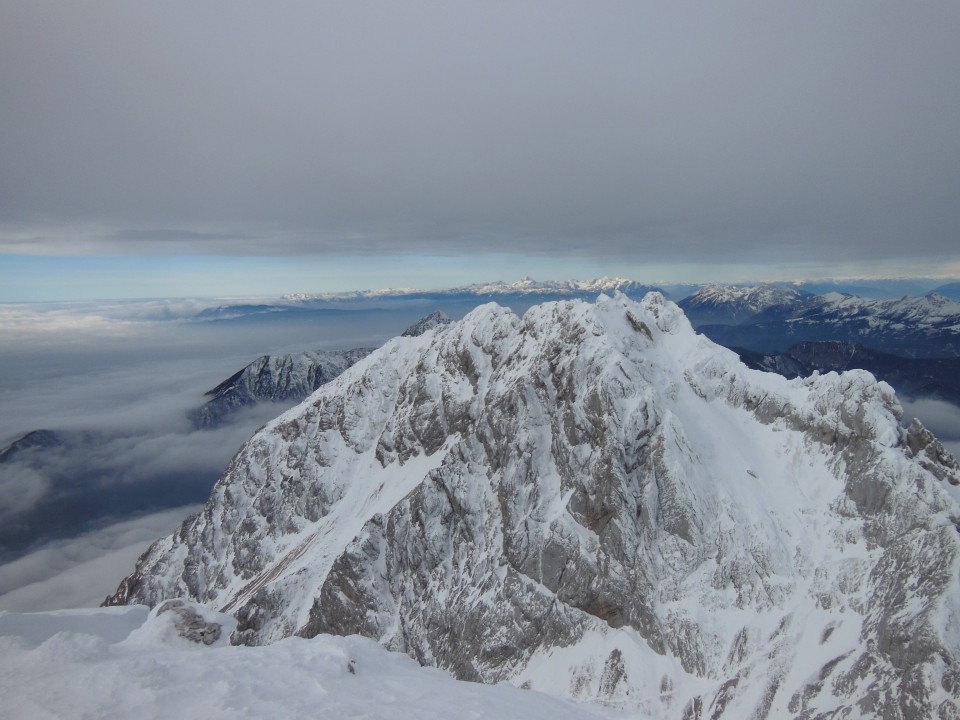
left=1, top=1, right=958, bottom=264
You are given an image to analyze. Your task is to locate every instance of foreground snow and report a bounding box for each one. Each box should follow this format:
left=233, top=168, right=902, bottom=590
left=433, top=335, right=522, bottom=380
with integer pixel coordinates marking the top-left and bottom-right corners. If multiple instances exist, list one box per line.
left=0, top=603, right=620, bottom=720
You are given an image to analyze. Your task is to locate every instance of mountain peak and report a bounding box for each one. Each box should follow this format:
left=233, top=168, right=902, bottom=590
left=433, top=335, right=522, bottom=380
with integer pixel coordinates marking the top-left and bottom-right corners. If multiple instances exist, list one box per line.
left=400, top=310, right=453, bottom=337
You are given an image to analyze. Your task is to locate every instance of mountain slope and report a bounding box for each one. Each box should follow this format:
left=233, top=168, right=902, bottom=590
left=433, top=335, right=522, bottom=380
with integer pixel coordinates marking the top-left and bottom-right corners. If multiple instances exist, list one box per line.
left=109, top=293, right=960, bottom=718
left=678, top=284, right=814, bottom=327
left=698, top=291, right=960, bottom=357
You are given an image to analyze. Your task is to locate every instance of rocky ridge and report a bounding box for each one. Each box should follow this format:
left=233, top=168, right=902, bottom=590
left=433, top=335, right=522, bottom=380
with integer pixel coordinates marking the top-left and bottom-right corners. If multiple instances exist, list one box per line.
left=109, top=293, right=960, bottom=719
left=734, top=341, right=960, bottom=405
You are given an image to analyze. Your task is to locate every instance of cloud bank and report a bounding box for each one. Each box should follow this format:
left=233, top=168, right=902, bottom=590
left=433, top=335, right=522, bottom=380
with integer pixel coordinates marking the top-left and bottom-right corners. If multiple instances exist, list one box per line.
left=1, top=1, right=958, bottom=268
left=0, top=506, right=200, bottom=611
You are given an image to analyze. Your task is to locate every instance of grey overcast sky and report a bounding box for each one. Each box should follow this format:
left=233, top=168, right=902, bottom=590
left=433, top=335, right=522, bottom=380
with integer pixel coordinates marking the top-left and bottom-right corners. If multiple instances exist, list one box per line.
left=1, top=1, right=959, bottom=299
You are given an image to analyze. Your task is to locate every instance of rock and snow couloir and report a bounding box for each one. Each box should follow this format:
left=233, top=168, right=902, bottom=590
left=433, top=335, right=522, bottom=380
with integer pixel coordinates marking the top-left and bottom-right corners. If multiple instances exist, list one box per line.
left=108, top=292, right=960, bottom=719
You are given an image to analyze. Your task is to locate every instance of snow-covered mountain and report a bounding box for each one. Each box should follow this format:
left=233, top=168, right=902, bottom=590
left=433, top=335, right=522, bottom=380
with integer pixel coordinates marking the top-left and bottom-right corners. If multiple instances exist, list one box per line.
left=678, top=284, right=815, bottom=327
left=191, top=312, right=453, bottom=428
left=190, top=349, right=374, bottom=429
left=400, top=309, right=452, bottom=337
left=109, top=293, right=960, bottom=718
left=696, top=289, right=960, bottom=357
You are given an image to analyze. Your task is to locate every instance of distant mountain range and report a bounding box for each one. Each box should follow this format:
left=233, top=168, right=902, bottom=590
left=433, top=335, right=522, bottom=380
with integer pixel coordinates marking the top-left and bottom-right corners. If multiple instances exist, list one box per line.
left=677, top=284, right=818, bottom=326
left=681, top=285, right=960, bottom=358
left=283, top=276, right=661, bottom=303
left=190, top=278, right=663, bottom=322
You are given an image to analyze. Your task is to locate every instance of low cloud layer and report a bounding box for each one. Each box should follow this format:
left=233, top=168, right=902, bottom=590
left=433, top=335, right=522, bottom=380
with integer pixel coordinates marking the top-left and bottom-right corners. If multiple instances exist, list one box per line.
left=1, top=2, right=958, bottom=269
left=0, top=505, right=199, bottom=611
left=0, top=300, right=428, bottom=563
left=0, top=298, right=461, bottom=603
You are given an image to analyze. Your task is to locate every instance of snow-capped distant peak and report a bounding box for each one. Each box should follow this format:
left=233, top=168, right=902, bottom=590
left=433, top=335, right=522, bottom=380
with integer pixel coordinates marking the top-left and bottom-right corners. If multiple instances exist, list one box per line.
left=400, top=310, right=453, bottom=337
left=684, top=283, right=807, bottom=309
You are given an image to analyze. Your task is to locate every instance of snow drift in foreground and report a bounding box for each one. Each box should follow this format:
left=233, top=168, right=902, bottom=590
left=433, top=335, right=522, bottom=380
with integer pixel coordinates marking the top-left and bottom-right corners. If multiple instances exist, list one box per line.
left=0, top=603, right=617, bottom=720
left=108, top=292, right=960, bottom=718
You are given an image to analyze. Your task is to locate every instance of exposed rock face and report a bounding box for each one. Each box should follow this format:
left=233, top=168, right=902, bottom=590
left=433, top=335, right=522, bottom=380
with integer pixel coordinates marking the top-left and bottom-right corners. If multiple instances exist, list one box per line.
left=155, top=599, right=223, bottom=645
left=108, top=293, right=960, bottom=718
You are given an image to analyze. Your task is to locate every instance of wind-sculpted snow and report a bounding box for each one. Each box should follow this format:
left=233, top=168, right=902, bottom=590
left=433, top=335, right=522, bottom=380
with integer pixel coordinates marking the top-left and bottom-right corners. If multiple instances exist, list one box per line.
left=109, top=293, right=960, bottom=719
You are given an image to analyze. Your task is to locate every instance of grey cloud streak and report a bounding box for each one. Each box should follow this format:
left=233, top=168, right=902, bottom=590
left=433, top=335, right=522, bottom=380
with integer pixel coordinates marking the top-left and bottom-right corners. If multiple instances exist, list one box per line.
left=1, top=1, right=958, bottom=265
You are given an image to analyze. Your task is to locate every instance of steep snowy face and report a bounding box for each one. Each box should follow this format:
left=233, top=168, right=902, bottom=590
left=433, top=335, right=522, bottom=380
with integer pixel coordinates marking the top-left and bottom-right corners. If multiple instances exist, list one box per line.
left=110, top=293, right=960, bottom=719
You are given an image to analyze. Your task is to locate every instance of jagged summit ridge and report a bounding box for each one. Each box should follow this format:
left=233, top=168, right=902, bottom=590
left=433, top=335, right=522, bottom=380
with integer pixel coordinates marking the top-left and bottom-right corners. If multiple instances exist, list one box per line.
left=109, top=292, right=960, bottom=718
